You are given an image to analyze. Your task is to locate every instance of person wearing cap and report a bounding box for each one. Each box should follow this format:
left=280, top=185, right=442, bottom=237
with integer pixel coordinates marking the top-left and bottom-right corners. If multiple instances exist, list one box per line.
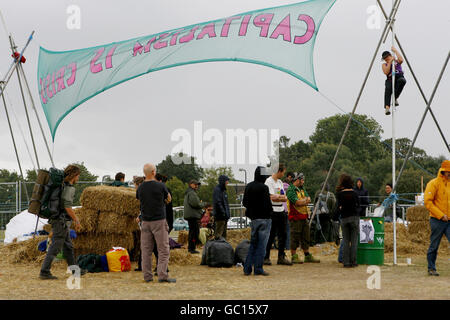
left=264, top=164, right=292, bottom=266
left=287, top=172, right=320, bottom=264
left=283, top=172, right=296, bottom=250
left=424, top=160, right=450, bottom=276
left=183, top=179, right=203, bottom=254
left=213, top=175, right=231, bottom=239
left=382, top=46, right=407, bottom=115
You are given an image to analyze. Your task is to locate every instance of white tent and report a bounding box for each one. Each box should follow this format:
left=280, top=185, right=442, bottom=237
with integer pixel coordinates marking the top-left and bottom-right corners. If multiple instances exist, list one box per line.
left=4, top=210, right=48, bottom=244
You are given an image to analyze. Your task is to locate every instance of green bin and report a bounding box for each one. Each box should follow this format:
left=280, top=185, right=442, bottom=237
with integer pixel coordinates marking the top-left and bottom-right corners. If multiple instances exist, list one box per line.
left=357, top=217, right=384, bottom=265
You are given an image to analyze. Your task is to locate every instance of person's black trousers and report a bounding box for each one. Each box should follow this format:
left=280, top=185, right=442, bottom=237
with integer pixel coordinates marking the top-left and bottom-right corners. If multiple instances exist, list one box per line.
left=265, top=211, right=287, bottom=259
left=186, top=218, right=200, bottom=252
left=384, top=74, right=406, bottom=107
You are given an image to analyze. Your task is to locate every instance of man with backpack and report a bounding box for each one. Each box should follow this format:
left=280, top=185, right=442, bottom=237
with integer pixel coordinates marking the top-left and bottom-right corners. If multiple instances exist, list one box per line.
left=312, top=183, right=337, bottom=245
left=40, top=165, right=86, bottom=280
left=213, top=175, right=230, bottom=240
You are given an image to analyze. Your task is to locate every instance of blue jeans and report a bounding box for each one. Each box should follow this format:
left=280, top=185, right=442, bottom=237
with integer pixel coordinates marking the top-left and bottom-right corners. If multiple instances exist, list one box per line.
left=427, top=217, right=450, bottom=271
left=338, top=241, right=344, bottom=263
left=244, top=219, right=272, bottom=275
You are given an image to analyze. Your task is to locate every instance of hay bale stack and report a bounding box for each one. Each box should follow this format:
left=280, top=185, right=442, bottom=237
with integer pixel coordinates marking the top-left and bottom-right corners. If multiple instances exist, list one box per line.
left=384, top=223, right=421, bottom=254
left=406, top=206, right=429, bottom=222
left=75, top=208, right=99, bottom=233
left=97, top=211, right=139, bottom=234
left=227, top=228, right=251, bottom=247
left=73, top=232, right=134, bottom=257
left=80, top=186, right=140, bottom=216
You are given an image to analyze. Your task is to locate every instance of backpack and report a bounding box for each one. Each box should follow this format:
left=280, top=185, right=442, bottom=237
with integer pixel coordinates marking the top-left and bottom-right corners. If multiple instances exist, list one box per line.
left=201, top=238, right=234, bottom=268
left=29, top=168, right=65, bottom=219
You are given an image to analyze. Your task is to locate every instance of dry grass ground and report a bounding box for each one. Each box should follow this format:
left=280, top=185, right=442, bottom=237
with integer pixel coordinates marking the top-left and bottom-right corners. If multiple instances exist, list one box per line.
left=0, top=247, right=448, bottom=300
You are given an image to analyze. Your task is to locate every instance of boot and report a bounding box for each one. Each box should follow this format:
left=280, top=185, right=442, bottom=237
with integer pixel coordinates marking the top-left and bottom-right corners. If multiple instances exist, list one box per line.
left=304, top=253, right=320, bottom=263
left=263, top=258, right=272, bottom=265
left=277, top=256, right=293, bottom=266
left=291, top=253, right=303, bottom=264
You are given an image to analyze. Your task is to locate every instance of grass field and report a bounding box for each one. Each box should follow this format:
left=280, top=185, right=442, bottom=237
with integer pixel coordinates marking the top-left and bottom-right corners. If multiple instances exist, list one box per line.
left=0, top=249, right=448, bottom=300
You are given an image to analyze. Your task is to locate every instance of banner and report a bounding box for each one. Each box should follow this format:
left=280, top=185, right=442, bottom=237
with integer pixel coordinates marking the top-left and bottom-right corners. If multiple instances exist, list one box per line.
left=38, top=0, right=336, bottom=139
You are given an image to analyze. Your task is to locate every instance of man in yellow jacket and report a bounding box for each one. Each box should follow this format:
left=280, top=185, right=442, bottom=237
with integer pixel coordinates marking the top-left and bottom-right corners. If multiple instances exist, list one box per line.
left=424, top=160, right=449, bottom=276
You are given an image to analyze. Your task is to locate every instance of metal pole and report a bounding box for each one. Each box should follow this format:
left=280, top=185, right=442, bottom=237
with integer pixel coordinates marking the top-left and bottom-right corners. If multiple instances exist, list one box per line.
left=17, top=59, right=55, bottom=167
left=393, top=51, right=450, bottom=193
left=391, top=1, right=397, bottom=265
left=8, top=36, right=41, bottom=171
left=310, top=0, right=402, bottom=225
left=377, top=0, right=450, bottom=153
left=15, top=181, right=18, bottom=215
left=0, top=31, right=34, bottom=97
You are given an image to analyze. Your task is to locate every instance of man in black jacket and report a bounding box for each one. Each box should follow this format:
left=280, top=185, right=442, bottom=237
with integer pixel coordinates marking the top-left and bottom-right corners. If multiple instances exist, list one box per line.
left=242, top=166, right=273, bottom=276
left=213, top=175, right=230, bottom=239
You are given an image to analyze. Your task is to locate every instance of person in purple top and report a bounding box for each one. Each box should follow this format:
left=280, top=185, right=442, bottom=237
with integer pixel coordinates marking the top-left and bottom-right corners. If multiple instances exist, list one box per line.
left=382, top=46, right=407, bottom=115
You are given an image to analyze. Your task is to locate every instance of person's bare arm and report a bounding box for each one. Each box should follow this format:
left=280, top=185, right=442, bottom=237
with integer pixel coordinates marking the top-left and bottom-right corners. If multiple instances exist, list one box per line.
left=382, top=60, right=392, bottom=75
left=392, top=46, right=404, bottom=64
left=270, top=194, right=287, bottom=202
left=165, top=192, right=172, bottom=204
left=65, top=207, right=80, bottom=231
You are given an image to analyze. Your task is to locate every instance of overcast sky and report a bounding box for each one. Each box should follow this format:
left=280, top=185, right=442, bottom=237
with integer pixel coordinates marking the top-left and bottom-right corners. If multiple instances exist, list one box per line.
left=0, top=0, right=449, bottom=182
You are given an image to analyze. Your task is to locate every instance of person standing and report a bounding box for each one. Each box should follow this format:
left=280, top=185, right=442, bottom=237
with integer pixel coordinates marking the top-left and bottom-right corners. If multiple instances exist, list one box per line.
left=312, top=182, right=337, bottom=245
left=382, top=46, right=407, bottom=115
left=213, top=175, right=230, bottom=239
left=161, top=175, right=174, bottom=233
left=287, top=173, right=320, bottom=264
left=264, top=164, right=292, bottom=266
left=133, top=176, right=145, bottom=272
left=354, top=178, right=369, bottom=217
left=137, top=163, right=175, bottom=283
left=333, top=174, right=360, bottom=268
left=111, top=172, right=129, bottom=187
left=183, top=180, right=203, bottom=254
left=243, top=166, right=273, bottom=276
left=424, top=160, right=450, bottom=276
left=283, top=172, right=295, bottom=250
left=40, top=165, right=86, bottom=280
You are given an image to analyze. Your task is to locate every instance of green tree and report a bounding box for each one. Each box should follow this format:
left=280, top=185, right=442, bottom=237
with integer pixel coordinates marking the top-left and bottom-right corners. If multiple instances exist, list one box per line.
left=156, top=153, right=204, bottom=184
left=166, top=176, right=188, bottom=207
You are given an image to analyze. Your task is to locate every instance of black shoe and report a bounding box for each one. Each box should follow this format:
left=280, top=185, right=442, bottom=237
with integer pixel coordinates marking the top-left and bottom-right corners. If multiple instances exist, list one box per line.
left=263, top=258, right=272, bottom=265
left=385, top=107, right=391, bottom=115
left=428, top=269, right=439, bottom=276
left=39, top=273, right=58, bottom=280
left=158, top=278, right=176, bottom=283
left=254, top=271, right=269, bottom=276
left=244, top=272, right=251, bottom=276
left=352, top=263, right=358, bottom=267
left=144, top=279, right=153, bottom=283
left=134, top=268, right=142, bottom=271
left=344, top=264, right=352, bottom=268
left=277, top=257, right=293, bottom=266
left=189, top=250, right=200, bottom=254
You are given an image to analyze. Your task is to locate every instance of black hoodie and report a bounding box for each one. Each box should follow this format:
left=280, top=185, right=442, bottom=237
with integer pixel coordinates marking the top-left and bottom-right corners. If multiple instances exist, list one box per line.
left=353, top=178, right=369, bottom=216
left=213, top=175, right=230, bottom=221
left=242, top=167, right=272, bottom=220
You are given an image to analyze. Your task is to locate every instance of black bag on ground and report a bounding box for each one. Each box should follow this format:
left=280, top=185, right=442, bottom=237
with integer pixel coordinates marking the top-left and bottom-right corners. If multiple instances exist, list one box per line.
left=77, top=254, right=104, bottom=273
left=234, top=239, right=250, bottom=264
left=201, top=238, right=234, bottom=268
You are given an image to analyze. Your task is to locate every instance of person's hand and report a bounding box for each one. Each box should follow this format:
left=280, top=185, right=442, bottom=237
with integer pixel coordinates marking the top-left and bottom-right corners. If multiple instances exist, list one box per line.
left=442, top=215, right=448, bottom=222
left=305, top=197, right=311, bottom=204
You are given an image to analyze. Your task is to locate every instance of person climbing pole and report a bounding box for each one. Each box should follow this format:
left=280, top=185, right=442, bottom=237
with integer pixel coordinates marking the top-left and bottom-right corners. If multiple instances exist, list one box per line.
left=382, top=46, right=407, bottom=115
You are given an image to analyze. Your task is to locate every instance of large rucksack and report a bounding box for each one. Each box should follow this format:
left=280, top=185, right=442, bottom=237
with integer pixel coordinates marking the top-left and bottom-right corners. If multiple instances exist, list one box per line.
left=29, top=168, right=65, bottom=219
left=234, top=239, right=250, bottom=264
left=201, top=238, right=234, bottom=268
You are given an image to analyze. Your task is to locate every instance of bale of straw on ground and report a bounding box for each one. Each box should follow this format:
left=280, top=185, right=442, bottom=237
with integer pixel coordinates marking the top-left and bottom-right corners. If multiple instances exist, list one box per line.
left=169, top=248, right=202, bottom=265
left=75, top=207, right=99, bottom=233
left=177, top=230, right=189, bottom=245
left=227, top=228, right=251, bottom=247
left=80, top=186, right=140, bottom=216
left=0, top=236, right=47, bottom=263
left=96, top=211, right=139, bottom=234
left=73, top=232, right=134, bottom=257
left=407, top=221, right=431, bottom=235
left=406, top=205, right=429, bottom=222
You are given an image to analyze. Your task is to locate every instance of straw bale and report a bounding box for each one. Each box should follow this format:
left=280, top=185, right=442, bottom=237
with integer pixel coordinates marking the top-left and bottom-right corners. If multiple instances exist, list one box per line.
left=80, top=186, right=140, bottom=216
left=73, top=232, right=134, bottom=257
left=75, top=207, right=99, bottom=233
left=0, top=236, right=47, bottom=263
left=97, top=211, right=139, bottom=234
left=177, top=231, right=189, bottom=245
left=407, top=221, right=430, bottom=235
left=227, top=228, right=251, bottom=247
left=406, top=206, right=429, bottom=222
left=169, top=248, right=202, bottom=265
